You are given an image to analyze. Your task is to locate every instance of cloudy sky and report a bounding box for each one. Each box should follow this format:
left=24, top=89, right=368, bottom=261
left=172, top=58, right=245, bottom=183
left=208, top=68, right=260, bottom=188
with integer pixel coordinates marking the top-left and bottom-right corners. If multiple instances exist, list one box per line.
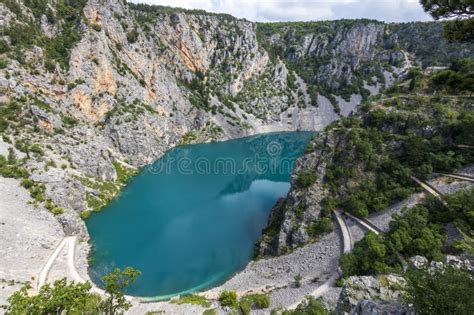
left=129, top=0, right=433, bottom=23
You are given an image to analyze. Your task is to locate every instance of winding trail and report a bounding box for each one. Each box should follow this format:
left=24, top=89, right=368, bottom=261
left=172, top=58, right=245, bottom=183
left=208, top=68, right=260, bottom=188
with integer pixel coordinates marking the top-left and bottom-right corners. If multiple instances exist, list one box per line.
left=286, top=210, right=352, bottom=310
left=37, top=236, right=108, bottom=296
left=410, top=176, right=448, bottom=206
left=344, top=212, right=382, bottom=235
left=37, top=237, right=69, bottom=291
left=334, top=210, right=352, bottom=254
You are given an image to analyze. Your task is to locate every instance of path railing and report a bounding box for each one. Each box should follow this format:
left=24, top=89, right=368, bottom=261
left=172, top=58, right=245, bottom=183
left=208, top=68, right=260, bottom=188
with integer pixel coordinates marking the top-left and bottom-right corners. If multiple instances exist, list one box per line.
left=434, top=172, right=474, bottom=183
left=343, top=212, right=382, bottom=235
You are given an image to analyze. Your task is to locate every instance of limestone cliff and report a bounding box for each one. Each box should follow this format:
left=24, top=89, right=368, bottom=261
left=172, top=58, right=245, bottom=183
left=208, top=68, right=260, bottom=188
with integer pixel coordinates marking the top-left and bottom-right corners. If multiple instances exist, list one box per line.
left=0, top=0, right=472, bottom=239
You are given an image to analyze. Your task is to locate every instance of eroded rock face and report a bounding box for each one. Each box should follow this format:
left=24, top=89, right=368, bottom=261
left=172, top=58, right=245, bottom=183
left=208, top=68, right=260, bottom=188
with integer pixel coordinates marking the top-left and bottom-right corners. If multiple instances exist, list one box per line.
left=336, top=275, right=409, bottom=315
left=2, top=0, right=472, bottom=239
left=335, top=256, right=474, bottom=315
left=0, top=0, right=360, bottom=237
left=351, top=300, right=412, bottom=315
left=256, top=133, right=337, bottom=255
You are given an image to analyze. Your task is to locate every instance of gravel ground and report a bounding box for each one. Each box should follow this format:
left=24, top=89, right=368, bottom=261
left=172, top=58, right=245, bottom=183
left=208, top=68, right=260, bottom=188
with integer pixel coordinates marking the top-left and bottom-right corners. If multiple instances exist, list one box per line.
left=0, top=177, right=64, bottom=310
left=346, top=217, right=366, bottom=246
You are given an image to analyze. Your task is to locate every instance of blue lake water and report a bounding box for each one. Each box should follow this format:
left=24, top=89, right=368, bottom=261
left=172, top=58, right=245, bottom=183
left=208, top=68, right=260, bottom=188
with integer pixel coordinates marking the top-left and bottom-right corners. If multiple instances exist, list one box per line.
left=86, top=131, right=315, bottom=298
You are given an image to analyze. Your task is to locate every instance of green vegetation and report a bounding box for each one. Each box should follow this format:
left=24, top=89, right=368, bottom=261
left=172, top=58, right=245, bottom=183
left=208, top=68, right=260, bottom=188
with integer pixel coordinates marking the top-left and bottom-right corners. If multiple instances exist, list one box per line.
left=405, top=266, right=474, bottom=315
left=218, top=290, right=238, bottom=308
left=217, top=291, right=271, bottom=314
left=128, top=2, right=236, bottom=21
left=113, top=161, right=138, bottom=185
left=281, top=297, right=329, bottom=315
left=429, top=59, right=474, bottom=94
left=297, top=170, right=316, bottom=188
left=239, top=293, right=270, bottom=314
left=320, top=64, right=474, bottom=218
left=0, top=102, right=23, bottom=133
left=256, top=20, right=388, bottom=106
left=3, top=0, right=88, bottom=70
left=103, top=99, right=157, bottom=123
left=78, top=176, right=121, bottom=212
left=78, top=162, right=137, bottom=213
left=100, top=267, right=141, bottom=315
left=3, top=267, right=140, bottom=314
left=180, top=131, right=199, bottom=145
left=171, top=294, right=211, bottom=308
left=294, top=274, right=302, bottom=288
left=340, top=187, right=474, bottom=277
left=389, top=22, right=474, bottom=67
left=0, top=149, right=29, bottom=179
left=4, top=280, right=100, bottom=315
left=126, top=30, right=139, bottom=43
left=307, top=217, right=333, bottom=237
left=420, top=0, right=473, bottom=42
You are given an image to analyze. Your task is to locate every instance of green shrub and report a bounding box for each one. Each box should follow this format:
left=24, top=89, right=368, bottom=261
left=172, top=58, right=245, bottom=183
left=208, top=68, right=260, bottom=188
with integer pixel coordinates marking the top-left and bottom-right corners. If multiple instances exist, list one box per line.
left=284, top=297, right=329, bottom=314
left=91, top=23, right=102, bottom=32
left=113, top=162, right=138, bottom=185
left=294, top=274, right=302, bottom=288
left=126, top=30, right=139, bottom=43
left=405, top=266, right=474, bottom=315
left=308, top=217, right=333, bottom=237
left=80, top=211, right=91, bottom=220
left=51, top=207, right=65, bottom=215
left=239, top=293, right=270, bottom=311
left=297, top=171, right=316, bottom=188
left=171, top=294, right=211, bottom=308
left=0, top=58, right=8, bottom=69
left=20, top=179, right=34, bottom=189
left=218, top=290, right=237, bottom=308
left=0, top=39, right=10, bottom=54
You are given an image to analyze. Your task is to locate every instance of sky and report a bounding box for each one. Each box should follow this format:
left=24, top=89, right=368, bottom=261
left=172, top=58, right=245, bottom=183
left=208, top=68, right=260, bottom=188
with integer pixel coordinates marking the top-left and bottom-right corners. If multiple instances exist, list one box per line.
left=129, top=0, right=433, bottom=23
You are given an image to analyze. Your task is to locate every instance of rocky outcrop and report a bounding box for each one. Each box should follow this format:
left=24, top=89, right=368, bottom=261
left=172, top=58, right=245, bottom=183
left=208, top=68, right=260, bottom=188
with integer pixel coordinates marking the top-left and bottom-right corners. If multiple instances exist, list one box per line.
left=256, top=132, right=337, bottom=255
left=408, top=255, right=474, bottom=272
left=336, top=275, right=410, bottom=315
left=334, top=255, right=474, bottom=315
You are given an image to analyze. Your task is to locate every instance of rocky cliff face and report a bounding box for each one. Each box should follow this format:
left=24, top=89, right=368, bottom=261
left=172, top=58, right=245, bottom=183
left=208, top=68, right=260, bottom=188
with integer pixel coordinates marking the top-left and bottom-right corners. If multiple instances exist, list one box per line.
left=335, top=274, right=410, bottom=315
left=256, top=132, right=336, bottom=256
left=1, top=0, right=472, bottom=238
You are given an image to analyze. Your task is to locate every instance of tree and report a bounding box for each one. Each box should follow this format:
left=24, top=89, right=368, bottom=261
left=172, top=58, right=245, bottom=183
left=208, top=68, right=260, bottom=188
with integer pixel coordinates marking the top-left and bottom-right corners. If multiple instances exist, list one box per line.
left=4, top=280, right=101, bottom=314
left=420, top=0, right=473, bottom=19
left=4, top=267, right=140, bottom=315
left=419, top=0, right=474, bottom=41
left=405, top=266, right=474, bottom=315
left=100, top=267, right=141, bottom=315
left=340, top=232, right=388, bottom=276
left=444, top=17, right=474, bottom=42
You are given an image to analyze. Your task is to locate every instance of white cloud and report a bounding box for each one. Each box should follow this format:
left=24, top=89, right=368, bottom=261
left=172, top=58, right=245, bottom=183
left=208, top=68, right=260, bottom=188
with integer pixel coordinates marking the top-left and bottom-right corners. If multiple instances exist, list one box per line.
left=129, top=0, right=433, bottom=22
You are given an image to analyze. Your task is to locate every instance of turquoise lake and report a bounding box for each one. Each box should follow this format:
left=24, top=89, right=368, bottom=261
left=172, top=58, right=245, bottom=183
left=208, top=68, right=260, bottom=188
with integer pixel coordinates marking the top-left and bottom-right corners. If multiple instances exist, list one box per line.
left=86, top=131, right=315, bottom=298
